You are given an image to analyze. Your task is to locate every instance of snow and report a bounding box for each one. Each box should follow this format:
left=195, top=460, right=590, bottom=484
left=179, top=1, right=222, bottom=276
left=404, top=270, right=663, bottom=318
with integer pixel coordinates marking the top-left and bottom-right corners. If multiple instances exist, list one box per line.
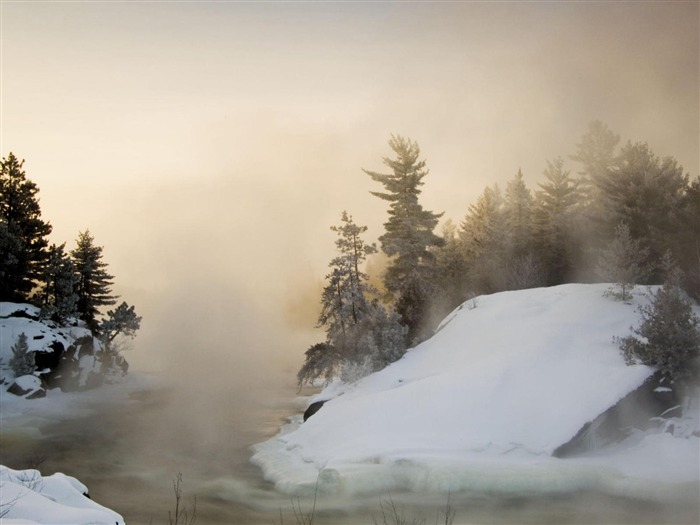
left=0, top=466, right=124, bottom=525
left=252, top=283, right=700, bottom=497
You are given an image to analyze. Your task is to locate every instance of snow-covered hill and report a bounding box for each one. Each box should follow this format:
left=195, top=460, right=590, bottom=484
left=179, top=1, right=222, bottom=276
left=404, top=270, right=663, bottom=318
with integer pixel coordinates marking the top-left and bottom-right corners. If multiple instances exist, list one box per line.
left=252, top=284, right=700, bottom=497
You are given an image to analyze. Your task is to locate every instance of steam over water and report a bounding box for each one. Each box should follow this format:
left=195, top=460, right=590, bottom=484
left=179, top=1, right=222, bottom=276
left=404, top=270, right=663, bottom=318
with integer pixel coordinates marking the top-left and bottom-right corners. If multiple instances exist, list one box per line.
left=2, top=289, right=698, bottom=525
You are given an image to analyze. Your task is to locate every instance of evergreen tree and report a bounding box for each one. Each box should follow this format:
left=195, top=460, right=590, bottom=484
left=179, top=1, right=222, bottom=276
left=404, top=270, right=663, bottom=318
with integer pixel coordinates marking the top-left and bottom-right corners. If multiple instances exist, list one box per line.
left=596, top=222, right=651, bottom=301
left=617, top=268, right=700, bottom=383
left=71, top=230, right=117, bottom=330
left=459, top=184, right=507, bottom=294
left=100, top=301, right=142, bottom=347
left=597, top=142, right=688, bottom=272
left=503, top=168, right=533, bottom=256
left=39, top=243, right=79, bottom=323
left=533, top=157, right=581, bottom=284
left=570, top=120, right=620, bottom=207
left=364, top=135, right=443, bottom=342
left=674, top=176, right=700, bottom=298
left=317, top=212, right=378, bottom=351
left=0, top=153, right=52, bottom=302
left=298, top=212, right=407, bottom=387
left=429, top=220, right=471, bottom=322
left=9, top=332, right=35, bottom=377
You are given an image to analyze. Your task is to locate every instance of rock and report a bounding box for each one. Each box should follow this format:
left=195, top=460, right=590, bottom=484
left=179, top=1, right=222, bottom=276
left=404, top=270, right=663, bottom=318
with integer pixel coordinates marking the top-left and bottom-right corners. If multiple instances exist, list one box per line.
left=553, top=371, right=679, bottom=457
left=6, top=375, right=46, bottom=399
left=304, top=400, right=326, bottom=421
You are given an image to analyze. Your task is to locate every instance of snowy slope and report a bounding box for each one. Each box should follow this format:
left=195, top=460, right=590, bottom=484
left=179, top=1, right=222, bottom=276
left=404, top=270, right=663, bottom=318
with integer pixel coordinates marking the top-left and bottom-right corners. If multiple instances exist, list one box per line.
left=0, top=466, right=124, bottom=525
left=252, top=284, right=700, bottom=496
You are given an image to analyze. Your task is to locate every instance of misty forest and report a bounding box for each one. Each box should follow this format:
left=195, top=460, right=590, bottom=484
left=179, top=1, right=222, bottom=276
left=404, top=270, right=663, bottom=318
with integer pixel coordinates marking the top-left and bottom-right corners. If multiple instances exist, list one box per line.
left=297, top=125, right=700, bottom=388
left=2, top=117, right=699, bottom=523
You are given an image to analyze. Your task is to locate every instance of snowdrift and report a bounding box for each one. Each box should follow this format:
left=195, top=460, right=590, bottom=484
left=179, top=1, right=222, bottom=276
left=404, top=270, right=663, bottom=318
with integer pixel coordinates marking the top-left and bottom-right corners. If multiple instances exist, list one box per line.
left=0, top=465, right=124, bottom=525
left=252, top=284, right=699, bottom=496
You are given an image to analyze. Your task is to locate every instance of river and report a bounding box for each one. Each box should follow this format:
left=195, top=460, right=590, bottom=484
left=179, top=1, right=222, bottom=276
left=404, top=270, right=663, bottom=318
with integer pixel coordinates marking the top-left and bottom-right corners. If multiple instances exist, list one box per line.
left=2, top=373, right=699, bottom=525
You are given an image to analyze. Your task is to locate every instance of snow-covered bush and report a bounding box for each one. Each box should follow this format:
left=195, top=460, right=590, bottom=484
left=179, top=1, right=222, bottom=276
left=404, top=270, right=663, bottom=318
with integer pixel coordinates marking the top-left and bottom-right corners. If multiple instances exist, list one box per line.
left=617, top=275, right=700, bottom=383
left=9, top=332, right=35, bottom=376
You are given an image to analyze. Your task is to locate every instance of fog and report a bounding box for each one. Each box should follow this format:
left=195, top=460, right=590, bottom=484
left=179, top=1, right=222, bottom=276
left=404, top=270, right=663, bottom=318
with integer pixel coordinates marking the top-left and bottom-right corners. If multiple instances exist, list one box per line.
left=1, top=1, right=698, bottom=522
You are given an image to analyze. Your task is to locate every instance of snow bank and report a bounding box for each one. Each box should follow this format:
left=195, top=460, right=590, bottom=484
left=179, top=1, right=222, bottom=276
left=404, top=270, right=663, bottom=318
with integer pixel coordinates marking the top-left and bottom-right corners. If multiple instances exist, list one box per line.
left=0, top=466, right=124, bottom=525
left=252, top=284, right=699, bottom=496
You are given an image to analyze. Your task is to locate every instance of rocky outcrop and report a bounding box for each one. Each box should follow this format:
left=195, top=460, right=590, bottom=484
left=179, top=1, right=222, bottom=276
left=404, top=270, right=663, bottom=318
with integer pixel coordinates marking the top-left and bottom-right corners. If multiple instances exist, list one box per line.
left=553, top=371, right=680, bottom=457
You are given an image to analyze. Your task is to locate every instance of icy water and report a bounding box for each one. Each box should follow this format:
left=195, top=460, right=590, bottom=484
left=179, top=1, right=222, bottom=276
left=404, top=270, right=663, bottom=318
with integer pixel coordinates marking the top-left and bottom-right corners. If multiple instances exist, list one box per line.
left=2, top=379, right=699, bottom=525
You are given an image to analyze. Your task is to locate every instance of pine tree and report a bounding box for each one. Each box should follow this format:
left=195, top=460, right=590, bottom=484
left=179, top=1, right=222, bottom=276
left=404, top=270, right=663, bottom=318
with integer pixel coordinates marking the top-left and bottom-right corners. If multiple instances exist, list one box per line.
left=100, top=302, right=142, bottom=347
left=318, top=212, right=377, bottom=350
left=597, top=142, right=688, bottom=277
left=533, top=157, right=581, bottom=284
left=39, top=243, right=79, bottom=323
left=298, top=212, right=408, bottom=387
left=71, top=230, right=117, bottom=330
left=617, top=268, right=700, bottom=383
left=9, top=332, right=35, bottom=377
left=596, top=222, right=651, bottom=301
left=459, top=184, right=507, bottom=294
left=364, top=135, right=443, bottom=342
left=503, top=169, right=533, bottom=256
left=0, top=153, right=52, bottom=302
left=570, top=120, right=620, bottom=208
left=429, top=220, right=471, bottom=322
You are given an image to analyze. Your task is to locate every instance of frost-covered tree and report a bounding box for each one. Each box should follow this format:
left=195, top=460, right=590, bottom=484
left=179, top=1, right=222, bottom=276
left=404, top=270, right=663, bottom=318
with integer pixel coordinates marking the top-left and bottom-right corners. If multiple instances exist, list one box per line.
left=364, top=135, right=443, bottom=342
left=39, top=243, right=79, bottom=323
left=297, top=342, right=340, bottom=387
left=533, top=157, right=581, bottom=284
left=503, top=169, right=533, bottom=257
left=298, top=213, right=407, bottom=387
left=100, top=302, right=142, bottom=347
left=0, top=153, right=52, bottom=302
left=318, top=212, right=377, bottom=345
left=71, top=230, right=117, bottom=330
left=9, top=333, right=35, bottom=377
left=459, top=184, right=507, bottom=294
left=617, top=268, right=700, bottom=383
left=570, top=120, right=620, bottom=208
left=596, top=222, right=651, bottom=301
left=428, top=220, right=471, bottom=323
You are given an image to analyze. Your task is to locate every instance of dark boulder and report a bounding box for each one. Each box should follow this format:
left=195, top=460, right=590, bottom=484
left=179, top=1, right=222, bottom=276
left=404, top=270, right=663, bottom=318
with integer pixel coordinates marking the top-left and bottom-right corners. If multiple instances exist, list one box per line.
left=304, top=400, right=327, bottom=422
left=34, top=341, right=65, bottom=372
left=553, top=371, right=680, bottom=457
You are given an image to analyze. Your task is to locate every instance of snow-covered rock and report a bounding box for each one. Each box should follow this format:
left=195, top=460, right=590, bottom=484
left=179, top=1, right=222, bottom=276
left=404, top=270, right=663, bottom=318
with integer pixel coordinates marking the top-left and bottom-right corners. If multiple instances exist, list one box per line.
left=252, top=283, right=700, bottom=497
left=6, top=375, right=45, bottom=399
left=0, top=302, right=127, bottom=393
left=0, top=465, right=124, bottom=525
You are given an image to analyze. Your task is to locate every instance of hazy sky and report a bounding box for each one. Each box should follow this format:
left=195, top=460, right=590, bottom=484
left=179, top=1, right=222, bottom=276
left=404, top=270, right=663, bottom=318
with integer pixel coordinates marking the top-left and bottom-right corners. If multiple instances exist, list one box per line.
left=1, top=1, right=698, bottom=369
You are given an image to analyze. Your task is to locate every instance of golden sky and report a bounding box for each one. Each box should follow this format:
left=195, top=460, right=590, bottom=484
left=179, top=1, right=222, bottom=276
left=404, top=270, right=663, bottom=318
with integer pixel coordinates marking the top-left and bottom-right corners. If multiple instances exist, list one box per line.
left=1, top=1, right=698, bottom=368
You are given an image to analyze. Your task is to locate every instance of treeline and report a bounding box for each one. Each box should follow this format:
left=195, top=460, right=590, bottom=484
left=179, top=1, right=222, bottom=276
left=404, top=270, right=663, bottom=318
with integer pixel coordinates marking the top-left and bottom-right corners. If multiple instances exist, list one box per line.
left=299, top=121, right=700, bottom=387
left=0, top=152, right=140, bottom=343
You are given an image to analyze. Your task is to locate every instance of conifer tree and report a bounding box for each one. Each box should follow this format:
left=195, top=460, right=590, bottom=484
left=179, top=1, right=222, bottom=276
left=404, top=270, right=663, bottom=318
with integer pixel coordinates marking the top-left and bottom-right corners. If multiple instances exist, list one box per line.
left=570, top=120, right=620, bottom=207
left=40, top=243, right=79, bottom=323
left=9, top=332, right=35, bottom=377
left=617, top=267, right=700, bottom=383
left=596, top=222, right=651, bottom=301
left=459, top=184, right=507, bottom=294
left=597, top=142, right=688, bottom=275
left=503, top=168, right=533, bottom=256
left=298, top=212, right=407, bottom=387
left=71, top=230, right=117, bottom=330
left=364, top=135, right=443, bottom=342
left=0, top=153, right=52, bottom=302
left=533, top=157, right=581, bottom=284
